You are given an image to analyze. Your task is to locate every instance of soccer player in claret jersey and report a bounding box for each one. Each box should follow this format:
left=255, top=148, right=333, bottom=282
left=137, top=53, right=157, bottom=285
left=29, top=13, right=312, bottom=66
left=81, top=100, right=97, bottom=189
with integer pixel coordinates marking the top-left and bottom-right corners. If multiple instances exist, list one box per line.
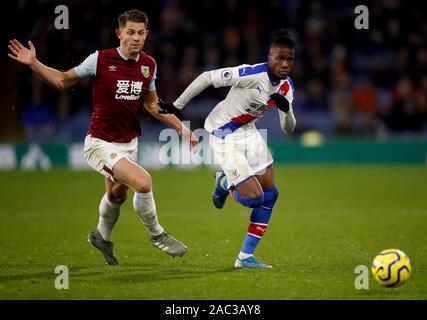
left=159, top=29, right=296, bottom=269
left=8, top=9, right=197, bottom=265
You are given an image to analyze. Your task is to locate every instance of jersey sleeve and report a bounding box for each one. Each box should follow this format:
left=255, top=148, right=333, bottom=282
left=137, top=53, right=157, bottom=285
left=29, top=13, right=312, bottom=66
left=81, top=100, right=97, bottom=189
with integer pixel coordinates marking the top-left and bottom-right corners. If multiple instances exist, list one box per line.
left=209, top=66, right=241, bottom=88
left=173, top=63, right=267, bottom=109
left=209, top=64, right=264, bottom=88
left=148, top=64, right=157, bottom=91
left=278, top=107, right=296, bottom=134
left=74, top=51, right=98, bottom=78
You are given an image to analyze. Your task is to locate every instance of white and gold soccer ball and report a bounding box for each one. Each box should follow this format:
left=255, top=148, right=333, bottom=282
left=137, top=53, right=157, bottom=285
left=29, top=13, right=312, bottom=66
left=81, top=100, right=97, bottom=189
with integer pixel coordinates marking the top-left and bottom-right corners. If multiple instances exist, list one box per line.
left=371, top=249, right=412, bottom=287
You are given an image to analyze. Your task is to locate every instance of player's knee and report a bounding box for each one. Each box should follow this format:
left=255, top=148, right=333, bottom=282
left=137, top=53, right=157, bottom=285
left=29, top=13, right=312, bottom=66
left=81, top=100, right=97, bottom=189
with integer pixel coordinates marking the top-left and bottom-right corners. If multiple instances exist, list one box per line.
left=240, top=193, right=265, bottom=208
left=107, top=183, right=129, bottom=204
left=133, top=175, right=152, bottom=194
left=107, top=191, right=127, bottom=204
left=237, top=184, right=264, bottom=199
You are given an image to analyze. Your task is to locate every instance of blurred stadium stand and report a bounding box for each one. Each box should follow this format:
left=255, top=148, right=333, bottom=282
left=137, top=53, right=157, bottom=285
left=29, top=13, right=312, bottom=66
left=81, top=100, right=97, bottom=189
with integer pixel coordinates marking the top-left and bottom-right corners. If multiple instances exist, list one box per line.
left=1, top=0, right=426, bottom=143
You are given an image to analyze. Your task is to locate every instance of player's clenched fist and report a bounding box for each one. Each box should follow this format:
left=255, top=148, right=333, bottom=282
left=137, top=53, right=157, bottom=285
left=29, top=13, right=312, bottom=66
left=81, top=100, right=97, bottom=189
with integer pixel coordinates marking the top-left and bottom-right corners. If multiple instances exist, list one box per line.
left=268, top=93, right=290, bottom=113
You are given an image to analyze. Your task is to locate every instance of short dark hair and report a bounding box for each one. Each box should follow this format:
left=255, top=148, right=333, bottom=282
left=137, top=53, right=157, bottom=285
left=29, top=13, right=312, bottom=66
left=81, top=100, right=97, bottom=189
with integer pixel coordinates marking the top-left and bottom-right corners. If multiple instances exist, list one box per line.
left=271, top=29, right=294, bottom=49
left=118, top=9, right=148, bottom=28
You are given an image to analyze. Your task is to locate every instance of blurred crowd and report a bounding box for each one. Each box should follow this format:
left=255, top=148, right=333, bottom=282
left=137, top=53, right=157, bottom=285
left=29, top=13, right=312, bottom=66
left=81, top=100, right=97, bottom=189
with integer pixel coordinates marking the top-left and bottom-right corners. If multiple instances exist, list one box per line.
left=6, top=0, right=427, bottom=142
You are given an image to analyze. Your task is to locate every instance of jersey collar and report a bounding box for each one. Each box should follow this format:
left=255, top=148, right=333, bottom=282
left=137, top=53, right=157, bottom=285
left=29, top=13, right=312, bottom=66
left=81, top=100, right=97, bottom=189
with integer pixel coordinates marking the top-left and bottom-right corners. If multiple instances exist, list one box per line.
left=116, top=47, right=140, bottom=62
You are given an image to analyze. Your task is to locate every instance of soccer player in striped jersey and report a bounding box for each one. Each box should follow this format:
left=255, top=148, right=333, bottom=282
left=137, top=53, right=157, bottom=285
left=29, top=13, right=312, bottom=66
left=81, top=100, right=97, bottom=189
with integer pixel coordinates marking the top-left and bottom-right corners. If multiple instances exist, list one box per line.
left=159, top=29, right=296, bottom=268
left=8, top=9, right=197, bottom=265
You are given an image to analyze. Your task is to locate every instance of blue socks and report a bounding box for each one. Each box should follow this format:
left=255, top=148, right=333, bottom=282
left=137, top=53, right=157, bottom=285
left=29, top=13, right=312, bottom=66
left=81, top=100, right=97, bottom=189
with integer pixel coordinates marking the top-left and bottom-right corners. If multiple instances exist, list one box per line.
left=240, top=187, right=279, bottom=255
left=230, top=189, right=264, bottom=208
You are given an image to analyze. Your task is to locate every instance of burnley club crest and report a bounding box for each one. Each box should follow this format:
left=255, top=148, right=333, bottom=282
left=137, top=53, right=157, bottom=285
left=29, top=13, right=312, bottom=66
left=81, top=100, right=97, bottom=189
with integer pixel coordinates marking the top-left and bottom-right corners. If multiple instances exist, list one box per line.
left=141, top=66, right=150, bottom=78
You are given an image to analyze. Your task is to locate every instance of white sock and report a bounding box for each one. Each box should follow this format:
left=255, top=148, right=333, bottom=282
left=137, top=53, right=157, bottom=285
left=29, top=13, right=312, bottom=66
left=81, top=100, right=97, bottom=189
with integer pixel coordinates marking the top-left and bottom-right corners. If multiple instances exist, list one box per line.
left=238, top=252, right=253, bottom=260
left=97, top=193, right=121, bottom=241
left=133, top=191, right=164, bottom=237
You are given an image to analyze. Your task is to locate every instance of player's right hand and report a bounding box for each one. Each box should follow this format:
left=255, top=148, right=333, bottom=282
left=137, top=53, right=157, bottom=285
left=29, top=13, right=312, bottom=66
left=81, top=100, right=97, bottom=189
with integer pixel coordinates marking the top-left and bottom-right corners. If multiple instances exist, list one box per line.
left=269, top=93, right=290, bottom=113
left=8, top=39, right=36, bottom=66
left=158, top=98, right=178, bottom=114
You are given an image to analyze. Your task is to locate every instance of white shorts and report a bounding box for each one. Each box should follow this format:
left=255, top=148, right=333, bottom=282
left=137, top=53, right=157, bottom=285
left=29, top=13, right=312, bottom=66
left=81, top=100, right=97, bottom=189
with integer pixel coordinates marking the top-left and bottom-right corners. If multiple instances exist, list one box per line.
left=209, top=125, right=273, bottom=187
left=83, top=135, right=138, bottom=181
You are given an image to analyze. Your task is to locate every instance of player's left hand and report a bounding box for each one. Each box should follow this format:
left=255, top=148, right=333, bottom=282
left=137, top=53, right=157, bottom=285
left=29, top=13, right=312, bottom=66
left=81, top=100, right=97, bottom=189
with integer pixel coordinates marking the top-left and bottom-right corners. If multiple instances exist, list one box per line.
left=269, top=93, right=290, bottom=113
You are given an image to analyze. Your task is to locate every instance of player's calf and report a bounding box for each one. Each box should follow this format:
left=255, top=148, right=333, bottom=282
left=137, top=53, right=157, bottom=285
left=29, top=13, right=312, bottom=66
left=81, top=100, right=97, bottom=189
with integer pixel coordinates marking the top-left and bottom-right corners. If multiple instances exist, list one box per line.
left=236, top=186, right=279, bottom=267
left=133, top=191, right=164, bottom=236
left=133, top=191, right=188, bottom=257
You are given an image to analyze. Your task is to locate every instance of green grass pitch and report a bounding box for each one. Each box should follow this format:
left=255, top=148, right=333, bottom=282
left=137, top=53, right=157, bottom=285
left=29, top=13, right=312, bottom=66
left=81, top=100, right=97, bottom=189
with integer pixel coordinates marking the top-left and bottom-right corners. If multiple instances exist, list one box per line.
left=0, top=165, right=426, bottom=299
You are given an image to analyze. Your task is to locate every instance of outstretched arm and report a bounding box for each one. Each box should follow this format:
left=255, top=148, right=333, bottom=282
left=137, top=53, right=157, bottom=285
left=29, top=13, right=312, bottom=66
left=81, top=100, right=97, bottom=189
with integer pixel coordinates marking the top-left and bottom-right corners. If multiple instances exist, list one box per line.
left=159, top=65, right=246, bottom=113
left=144, top=90, right=198, bottom=151
left=157, top=71, right=213, bottom=113
left=173, top=71, right=213, bottom=109
left=8, top=39, right=81, bottom=91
